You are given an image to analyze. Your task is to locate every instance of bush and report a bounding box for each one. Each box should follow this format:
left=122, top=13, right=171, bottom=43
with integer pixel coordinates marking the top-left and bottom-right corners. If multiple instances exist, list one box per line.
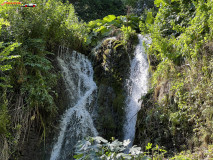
left=74, top=136, right=166, bottom=160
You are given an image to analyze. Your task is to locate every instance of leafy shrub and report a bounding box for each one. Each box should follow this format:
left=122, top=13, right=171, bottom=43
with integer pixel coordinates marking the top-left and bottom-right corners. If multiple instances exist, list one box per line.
left=0, top=16, right=20, bottom=135
left=74, top=136, right=166, bottom=160
left=0, top=0, right=89, bottom=157
left=86, top=14, right=139, bottom=48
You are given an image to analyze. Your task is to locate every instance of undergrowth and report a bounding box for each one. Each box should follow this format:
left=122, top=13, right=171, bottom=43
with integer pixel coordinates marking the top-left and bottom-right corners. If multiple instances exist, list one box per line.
left=136, top=0, right=213, bottom=156
left=74, top=137, right=213, bottom=160
left=0, top=0, right=87, bottom=158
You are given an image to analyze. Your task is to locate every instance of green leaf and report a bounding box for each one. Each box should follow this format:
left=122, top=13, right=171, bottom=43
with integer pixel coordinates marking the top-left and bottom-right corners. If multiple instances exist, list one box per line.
left=103, top=15, right=116, bottom=23
left=146, top=143, right=152, bottom=150
left=73, top=154, right=84, bottom=159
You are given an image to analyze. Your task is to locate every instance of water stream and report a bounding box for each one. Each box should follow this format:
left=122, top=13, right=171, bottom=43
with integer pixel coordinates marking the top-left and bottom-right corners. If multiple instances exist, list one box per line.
left=124, top=34, right=150, bottom=147
left=50, top=48, right=98, bottom=160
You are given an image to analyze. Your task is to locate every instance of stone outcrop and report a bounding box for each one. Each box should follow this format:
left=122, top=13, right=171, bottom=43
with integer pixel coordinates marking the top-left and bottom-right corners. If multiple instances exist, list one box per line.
left=92, top=36, right=136, bottom=140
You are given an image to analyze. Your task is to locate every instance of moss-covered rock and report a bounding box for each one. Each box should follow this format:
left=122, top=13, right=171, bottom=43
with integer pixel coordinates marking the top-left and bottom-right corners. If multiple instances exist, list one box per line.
left=92, top=36, right=136, bottom=140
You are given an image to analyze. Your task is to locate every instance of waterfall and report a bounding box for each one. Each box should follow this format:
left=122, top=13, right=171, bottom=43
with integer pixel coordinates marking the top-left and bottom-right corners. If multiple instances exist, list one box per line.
left=124, top=34, right=150, bottom=147
left=50, top=48, right=98, bottom=160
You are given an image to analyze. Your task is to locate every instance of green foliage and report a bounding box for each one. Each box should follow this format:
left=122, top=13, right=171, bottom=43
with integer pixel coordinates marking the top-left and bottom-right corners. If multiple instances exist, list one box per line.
left=145, top=12, right=154, bottom=24
left=86, top=14, right=138, bottom=48
left=0, top=92, right=9, bottom=134
left=69, top=0, right=125, bottom=22
left=0, top=15, right=20, bottom=135
left=0, top=17, right=20, bottom=88
left=171, top=145, right=213, bottom=160
left=0, top=43, right=20, bottom=72
left=75, top=137, right=212, bottom=159
left=137, top=0, right=213, bottom=154
left=7, top=0, right=87, bottom=52
left=74, top=136, right=166, bottom=160
left=2, top=0, right=88, bottom=117
left=154, top=0, right=166, bottom=7
left=145, top=0, right=210, bottom=61
left=120, top=25, right=136, bottom=47
left=0, top=0, right=89, bottom=157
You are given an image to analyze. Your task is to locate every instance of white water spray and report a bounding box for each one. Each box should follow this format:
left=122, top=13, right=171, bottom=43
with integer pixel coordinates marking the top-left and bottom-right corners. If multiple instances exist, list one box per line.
left=124, top=34, right=150, bottom=146
left=50, top=48, right=98, bottom=160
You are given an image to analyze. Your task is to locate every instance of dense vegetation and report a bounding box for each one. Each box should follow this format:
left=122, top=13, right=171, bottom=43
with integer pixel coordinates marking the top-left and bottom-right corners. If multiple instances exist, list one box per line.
left=74, top=136, right=213, bottom=159
left=0, top=0, right=212, bottom=159
left=69, top=0, right=125, bottom=22
left=136, top=0, right=213, bottom=153
left=0, top=0, right=87, bottom=159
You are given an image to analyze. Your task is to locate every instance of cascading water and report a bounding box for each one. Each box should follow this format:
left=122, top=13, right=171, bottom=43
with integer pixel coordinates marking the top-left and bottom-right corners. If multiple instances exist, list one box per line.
left=50, top=48, right=98, bottom=160
left=124, top=34, right=150, bottom=147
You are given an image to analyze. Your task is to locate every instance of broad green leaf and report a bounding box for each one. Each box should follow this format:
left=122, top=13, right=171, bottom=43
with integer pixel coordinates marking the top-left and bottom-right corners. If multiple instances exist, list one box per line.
left=73, top=153, right=84, bottom=159
left=103, top=15, right=116, bottom=22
